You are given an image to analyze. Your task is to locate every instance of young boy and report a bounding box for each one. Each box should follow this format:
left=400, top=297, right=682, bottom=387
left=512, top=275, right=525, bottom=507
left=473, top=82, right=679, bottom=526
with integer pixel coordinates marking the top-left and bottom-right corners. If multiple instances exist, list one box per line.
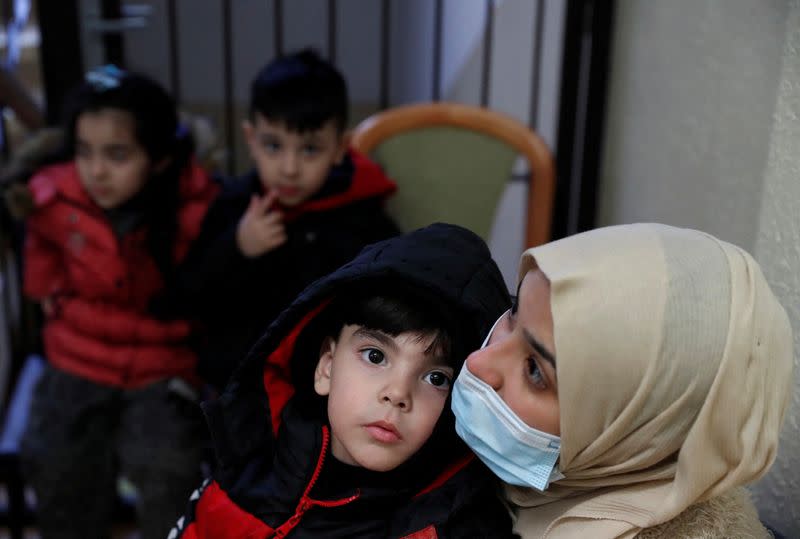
left=161, top=48, right=398, bottom=388
left=171, top=223, right=515, bottom=539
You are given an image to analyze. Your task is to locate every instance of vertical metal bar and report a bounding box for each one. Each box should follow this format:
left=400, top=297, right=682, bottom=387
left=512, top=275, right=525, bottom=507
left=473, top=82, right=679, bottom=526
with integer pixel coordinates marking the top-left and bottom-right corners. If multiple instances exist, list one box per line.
left=38, top=0, right=84, bottom=125
left=379, top=0, right=391, bottom=109
left=574, top=0, right=613, bottom=233
left=274, top=0, right=284, bottom=57
left=432, top=0, right=443, bottom=101
left=529, top=0, right=545, bottom=128
left=328, top=0, right=337, bottom=63
left=552, top=0, right=581, bottom=239
left=167, top=0, right=181, bottom=102
left=551, top=0, right=615, bottom=238
left=566, top=16, right=592, bottom=236
left=222, top=0, right=235, bottom=174
left=100, top=0, right=125, bottom=66
left=0, top=108, right=8, bottom=160
left=481, top=0, right=494, bottom=107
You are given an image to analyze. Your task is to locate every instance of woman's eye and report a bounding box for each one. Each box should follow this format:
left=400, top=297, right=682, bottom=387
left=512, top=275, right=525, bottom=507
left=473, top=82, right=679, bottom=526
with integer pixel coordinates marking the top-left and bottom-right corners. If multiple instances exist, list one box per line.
left=424, top=371, right=452, bottom=389
left=360, top=348, right=385, bottom=365
left=526, top=357, right=547, bottom=389
left=510, top=294, right=519, bottom=315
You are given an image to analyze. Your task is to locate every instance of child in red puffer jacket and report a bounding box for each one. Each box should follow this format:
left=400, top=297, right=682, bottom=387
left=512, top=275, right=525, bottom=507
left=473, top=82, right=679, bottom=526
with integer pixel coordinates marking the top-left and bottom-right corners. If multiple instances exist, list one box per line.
left=20, top=65, right=217, bottom=539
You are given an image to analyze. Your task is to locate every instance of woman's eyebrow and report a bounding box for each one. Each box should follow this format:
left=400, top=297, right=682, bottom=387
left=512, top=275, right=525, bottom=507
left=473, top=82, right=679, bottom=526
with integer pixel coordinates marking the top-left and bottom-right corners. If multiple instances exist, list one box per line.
left=523, top=328, right=556, bottom=368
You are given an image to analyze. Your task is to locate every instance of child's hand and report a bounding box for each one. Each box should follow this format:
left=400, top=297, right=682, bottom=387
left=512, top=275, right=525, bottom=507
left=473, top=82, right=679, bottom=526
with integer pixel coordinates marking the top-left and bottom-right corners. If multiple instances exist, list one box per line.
left=41, top=297, right=55, bottom=317
left=236, top=192, right=287, bottom=258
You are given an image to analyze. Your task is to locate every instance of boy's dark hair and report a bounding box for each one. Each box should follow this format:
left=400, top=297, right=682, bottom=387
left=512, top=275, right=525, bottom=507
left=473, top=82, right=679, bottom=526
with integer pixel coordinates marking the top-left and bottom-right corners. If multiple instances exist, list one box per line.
left=326, top=286, right=457, bottom=366
left=250, top=48, right=348, bottom=133
left=62, top=66, right=195, bottom=282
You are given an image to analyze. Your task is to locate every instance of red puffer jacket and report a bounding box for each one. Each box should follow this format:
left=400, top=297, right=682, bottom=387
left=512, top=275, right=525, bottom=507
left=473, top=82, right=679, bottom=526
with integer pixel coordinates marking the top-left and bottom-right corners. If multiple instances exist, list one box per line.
left=23, top=161, right=218, bottom=388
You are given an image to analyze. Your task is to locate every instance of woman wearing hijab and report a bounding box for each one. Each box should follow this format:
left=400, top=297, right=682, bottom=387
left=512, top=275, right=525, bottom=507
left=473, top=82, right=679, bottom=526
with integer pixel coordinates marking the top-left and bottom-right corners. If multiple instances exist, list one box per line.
left=452, top=223, right=793, bottom=538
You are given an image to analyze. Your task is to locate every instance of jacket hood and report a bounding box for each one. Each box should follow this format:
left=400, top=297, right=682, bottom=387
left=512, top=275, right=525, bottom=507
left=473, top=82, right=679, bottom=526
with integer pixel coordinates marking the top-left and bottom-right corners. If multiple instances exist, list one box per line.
left=204, top=223, right=510, bottom=491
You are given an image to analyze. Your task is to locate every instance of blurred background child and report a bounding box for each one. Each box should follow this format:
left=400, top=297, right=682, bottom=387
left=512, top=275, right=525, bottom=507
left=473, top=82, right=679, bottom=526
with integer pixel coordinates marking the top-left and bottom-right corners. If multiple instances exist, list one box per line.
left=19, top=65, right=218, bottom=539
left=160, top=49, right=399, bottom=390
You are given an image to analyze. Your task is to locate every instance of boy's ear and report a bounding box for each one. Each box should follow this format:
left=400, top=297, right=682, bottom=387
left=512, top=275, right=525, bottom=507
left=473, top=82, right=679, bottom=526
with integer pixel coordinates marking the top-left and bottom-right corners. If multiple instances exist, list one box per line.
left=335, top=129, right=351, bottom=164
left=242, top=119, right=255, bottom=146
left=314, top=337, right=336, bottom=396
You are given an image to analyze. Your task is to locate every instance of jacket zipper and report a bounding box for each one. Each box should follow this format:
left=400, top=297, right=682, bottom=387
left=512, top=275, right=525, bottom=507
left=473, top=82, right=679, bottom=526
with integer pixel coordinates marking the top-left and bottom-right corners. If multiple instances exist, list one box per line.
left=271, top=425, right=360, bottom=538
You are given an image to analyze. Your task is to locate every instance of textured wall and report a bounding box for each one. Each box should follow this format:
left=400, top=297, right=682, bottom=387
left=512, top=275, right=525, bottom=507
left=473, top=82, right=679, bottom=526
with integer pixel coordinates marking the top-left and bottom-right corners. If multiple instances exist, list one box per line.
left=752, top=1, right=800, bottom=534
left=598, top=0, right=787, bottom=253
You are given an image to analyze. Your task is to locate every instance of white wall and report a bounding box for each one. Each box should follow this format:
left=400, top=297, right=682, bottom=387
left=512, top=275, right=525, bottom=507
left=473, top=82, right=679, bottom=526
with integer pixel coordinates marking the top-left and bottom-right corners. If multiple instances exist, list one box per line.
left=599, top=0, right=787, bottom=253
left=600, top=1, right=799, bottom=534
left=752, top=0, right=800, bottom=531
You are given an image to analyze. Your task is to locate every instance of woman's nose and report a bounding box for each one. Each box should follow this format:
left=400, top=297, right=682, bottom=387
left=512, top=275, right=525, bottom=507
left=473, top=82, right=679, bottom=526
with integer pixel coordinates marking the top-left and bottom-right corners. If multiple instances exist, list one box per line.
left=465, top=346, right=504, bottom=391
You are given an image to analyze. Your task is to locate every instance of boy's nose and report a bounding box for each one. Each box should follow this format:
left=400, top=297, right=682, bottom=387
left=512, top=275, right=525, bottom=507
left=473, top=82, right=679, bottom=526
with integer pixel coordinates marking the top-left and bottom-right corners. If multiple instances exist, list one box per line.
left=281, top=152, right=299, bottom=176
left=381, top=381, right=411, bottom=411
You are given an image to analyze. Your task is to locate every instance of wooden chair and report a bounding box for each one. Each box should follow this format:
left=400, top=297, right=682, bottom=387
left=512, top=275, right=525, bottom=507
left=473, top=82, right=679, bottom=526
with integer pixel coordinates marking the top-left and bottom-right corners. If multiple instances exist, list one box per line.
left=351, top=102, right=555, bottom=248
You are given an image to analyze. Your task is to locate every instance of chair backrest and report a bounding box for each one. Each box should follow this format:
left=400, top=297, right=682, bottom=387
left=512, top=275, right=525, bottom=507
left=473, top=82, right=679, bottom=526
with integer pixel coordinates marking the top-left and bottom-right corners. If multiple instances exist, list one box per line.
left=351, top=102, right=555, bottom=248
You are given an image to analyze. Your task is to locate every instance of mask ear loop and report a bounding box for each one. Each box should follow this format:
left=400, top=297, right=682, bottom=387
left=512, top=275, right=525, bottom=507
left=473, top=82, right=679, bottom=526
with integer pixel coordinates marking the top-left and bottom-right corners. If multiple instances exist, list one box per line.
left=479, top=309, right=510, bottom=350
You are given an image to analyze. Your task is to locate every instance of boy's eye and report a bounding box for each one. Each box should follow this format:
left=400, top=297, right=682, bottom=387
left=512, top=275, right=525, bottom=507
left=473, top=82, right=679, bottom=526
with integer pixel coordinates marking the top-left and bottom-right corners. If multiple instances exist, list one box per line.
left=526, top=357, right=546, bottom=389
left=75, top=145, right=91, bottom=158
left=260, top=139, right=281, bottom=152
left=510, top=294, right=519, bottom=315
left=360, top=348, right=385, bottom=365
left=301, top=144, right=320, bottom=155
left=424, top=370, right=452, bottom=389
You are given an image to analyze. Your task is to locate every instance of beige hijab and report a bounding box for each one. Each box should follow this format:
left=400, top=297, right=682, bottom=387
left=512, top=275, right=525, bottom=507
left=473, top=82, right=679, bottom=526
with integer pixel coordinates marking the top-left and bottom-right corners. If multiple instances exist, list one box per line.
left=506, top=224, right=793, bottom=538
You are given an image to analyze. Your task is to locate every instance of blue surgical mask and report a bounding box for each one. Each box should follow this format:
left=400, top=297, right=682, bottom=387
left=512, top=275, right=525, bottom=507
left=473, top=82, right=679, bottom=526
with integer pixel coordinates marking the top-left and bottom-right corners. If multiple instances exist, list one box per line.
left=452, top=311, right=563, bottom=491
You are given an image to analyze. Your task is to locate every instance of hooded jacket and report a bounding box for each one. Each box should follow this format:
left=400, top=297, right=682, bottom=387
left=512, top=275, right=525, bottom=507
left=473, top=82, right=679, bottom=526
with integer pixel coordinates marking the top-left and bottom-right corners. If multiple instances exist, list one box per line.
left=23, top=160, right=217, bottom=388
left=159, top=149, right=400, bottom=388
left=173, top=223, right=515, bottom=539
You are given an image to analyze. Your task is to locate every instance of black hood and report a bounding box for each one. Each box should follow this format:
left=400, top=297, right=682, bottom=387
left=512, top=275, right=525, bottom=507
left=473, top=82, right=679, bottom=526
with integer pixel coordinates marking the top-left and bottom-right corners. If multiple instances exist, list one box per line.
left=204, top=223, right=511, bottom=492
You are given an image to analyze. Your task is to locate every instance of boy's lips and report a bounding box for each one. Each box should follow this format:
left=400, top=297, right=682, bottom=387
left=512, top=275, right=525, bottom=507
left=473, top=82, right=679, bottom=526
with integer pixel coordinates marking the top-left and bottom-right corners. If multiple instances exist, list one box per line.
left=364, top=421, right=402, bottom=443
left=276, top=185, right=301, bottom=198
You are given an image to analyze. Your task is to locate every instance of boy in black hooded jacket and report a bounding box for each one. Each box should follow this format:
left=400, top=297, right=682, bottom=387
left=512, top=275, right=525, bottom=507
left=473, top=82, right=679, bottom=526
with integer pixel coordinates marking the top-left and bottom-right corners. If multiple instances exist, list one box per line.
left=172, top=223, right=515, bottom=539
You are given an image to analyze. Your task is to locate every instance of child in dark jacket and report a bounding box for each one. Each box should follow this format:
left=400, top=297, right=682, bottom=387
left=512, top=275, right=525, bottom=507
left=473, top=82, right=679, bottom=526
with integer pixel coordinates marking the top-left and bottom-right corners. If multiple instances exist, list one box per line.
left=20, top=66, right=218, bottom=539
left=163, top=48, right=399, bottom=389
left=172, top=223, right=516, bottom=539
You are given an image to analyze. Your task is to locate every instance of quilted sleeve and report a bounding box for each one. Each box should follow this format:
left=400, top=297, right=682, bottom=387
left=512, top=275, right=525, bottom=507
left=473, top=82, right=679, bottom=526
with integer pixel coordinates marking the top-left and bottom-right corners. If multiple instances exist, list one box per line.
left=23, top=210, right=66, bottom=300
